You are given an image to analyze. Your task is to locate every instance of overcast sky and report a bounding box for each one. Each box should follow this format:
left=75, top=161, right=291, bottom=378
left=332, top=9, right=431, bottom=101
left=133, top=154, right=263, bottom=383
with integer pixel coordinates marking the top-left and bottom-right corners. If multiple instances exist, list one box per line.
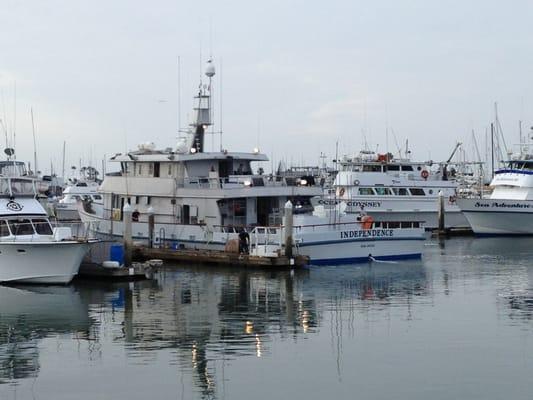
left=1, top=0, right=533, bottom=175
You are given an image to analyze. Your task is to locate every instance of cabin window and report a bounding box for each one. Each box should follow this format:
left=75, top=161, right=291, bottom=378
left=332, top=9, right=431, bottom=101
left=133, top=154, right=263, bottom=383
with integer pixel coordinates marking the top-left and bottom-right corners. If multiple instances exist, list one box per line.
left=8, top=219, right=34, bottom=235
left=154, top=162, right=160, bottom=177
left=93, top=195, right=102, bottom=200
left=375, top=187, right=392, bottom=195
left=146, top=196, right=151, bottom=205
left=392, top=188, right=409, bottom=196
left=168, top=163, right=172, bottom=175
left=388, top=165, right=400, bottom=171
left=32, top=219, right=53, bottom=235
left=401, top=165, right=414, bottom=171
left=363, top=165, right=382, bottom=172
left=358, top=188, right=375, bottom=195
left=138, top=164, right=142, bottom=175
left=0, top=221, right=10, bottom=236
left=409, top=188, right=426, bottom=196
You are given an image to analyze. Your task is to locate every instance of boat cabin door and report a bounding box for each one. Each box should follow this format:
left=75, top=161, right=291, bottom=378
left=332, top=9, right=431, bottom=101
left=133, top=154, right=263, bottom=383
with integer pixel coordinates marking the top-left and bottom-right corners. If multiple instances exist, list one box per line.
left=219, top=157, right=233, bottom=178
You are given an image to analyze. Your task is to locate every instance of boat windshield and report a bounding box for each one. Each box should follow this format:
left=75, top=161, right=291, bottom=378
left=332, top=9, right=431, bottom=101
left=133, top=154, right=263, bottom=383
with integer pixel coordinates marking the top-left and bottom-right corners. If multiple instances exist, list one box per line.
left=0, top=161, right=27, bottom=177
left=0, top=177, right=36, bottom=197
left=8, top=219, right=35, bottom=235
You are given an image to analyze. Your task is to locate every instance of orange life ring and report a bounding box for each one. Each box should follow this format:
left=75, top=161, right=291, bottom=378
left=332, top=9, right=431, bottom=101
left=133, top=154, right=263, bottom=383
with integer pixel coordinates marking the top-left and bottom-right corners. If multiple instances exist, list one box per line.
left=361, top=215, right=374, bottom=230
left=421, top=170, right=429, bottom=179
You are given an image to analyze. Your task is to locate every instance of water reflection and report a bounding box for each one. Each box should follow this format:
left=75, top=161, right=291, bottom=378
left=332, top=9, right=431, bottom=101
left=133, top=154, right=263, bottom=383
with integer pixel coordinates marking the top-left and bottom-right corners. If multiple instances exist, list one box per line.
left=0, top=285, right=93, bottom=383
left=0, top=239, right=532, bottom=399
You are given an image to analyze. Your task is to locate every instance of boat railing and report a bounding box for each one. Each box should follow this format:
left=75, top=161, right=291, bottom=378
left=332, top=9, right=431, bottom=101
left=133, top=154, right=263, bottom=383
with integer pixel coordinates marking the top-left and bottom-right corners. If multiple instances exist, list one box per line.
left=177, top=175, right=317, bottom=190
left=0, top=219, right=99, bottom=242
left=292, top=220, right=423, bottom=232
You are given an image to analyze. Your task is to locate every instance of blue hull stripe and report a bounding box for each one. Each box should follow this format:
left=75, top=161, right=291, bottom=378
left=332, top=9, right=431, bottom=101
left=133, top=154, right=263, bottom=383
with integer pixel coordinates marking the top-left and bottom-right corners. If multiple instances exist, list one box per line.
left=310, top=253, right=422, bottom=265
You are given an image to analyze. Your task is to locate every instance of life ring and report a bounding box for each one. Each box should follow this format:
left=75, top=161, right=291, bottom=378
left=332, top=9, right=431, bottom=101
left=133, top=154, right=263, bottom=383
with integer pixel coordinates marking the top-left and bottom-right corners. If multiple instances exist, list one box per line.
left=421, top=170, right=429, bottom=179
left=338, top=187, right=345, bottom=197
left=361, top=215, right=374, bottom=230
left=353, top=179, right=360, bottom=186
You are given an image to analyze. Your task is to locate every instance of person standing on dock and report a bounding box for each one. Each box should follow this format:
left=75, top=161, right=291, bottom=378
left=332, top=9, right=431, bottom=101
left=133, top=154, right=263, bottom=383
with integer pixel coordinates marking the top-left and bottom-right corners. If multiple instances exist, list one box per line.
left=238, top=228, right=250, bottom=255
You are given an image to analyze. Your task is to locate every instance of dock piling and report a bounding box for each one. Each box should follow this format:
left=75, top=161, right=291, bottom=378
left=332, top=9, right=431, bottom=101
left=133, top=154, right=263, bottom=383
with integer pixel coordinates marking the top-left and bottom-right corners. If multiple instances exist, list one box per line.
left=123, top=202, right=133, bottom=267
left=437, top=190, right=446, bottom=236
left=284, top=200, right=294, bottom=258
left=147, top=206, right=155, bottom=248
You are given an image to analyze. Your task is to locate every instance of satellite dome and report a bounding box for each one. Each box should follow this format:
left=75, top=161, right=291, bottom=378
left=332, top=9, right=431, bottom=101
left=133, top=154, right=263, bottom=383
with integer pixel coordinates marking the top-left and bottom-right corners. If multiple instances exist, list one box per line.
left=205, top=59, right=215, bottom=78
left=176, top=137, right=189, bottom=154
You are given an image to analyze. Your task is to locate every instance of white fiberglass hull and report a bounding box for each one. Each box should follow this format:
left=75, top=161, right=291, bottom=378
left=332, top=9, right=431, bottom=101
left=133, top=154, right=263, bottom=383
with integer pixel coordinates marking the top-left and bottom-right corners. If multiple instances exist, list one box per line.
left=0, top=241, right=90, bottom=284
left=294, top=227, right=424, bottom=265
left=456, top=198, right=533, bottom=235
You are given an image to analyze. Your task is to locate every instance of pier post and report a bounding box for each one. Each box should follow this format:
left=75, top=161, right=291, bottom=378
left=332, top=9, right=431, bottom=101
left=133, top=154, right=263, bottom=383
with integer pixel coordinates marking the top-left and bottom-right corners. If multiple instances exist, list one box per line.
left=123, top=202, right=133, bottom=267
left=284, top=200, right=294, bottom=258
left=147, top=206, right=155, bottom=248
left=437, top=190, right=446, bottom=236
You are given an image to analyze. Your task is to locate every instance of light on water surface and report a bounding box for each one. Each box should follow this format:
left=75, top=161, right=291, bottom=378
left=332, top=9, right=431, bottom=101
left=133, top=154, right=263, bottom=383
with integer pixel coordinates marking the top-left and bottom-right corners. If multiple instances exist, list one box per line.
left=0, top=237, right=532, bottom=400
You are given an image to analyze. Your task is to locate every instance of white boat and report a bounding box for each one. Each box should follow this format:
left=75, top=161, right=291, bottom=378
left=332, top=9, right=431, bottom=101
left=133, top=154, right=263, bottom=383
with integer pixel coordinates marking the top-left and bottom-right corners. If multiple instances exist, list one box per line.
left=79, top=59, right=424, bottom=264
left=54, top=167, right=102, bottom=221
left=251, top=204, right=424, bottom=264
left=0, top=157, right=95, bottom=283
left=456, top=151, right=533, bottom=235
left=324, top=150, right=471, bottom=230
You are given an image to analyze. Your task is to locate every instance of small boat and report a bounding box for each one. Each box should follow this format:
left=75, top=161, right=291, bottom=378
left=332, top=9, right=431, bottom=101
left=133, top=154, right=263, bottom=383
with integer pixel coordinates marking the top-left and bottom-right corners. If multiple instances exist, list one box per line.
left=54, top=167, right=102, bottom=221
left=0, top=155, right=96, bottom=283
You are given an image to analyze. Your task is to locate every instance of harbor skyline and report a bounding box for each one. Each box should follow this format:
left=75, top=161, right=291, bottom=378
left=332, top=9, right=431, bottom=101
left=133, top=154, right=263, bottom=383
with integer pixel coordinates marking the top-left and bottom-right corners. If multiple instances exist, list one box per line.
left=2, top=0, right=533, bottom=172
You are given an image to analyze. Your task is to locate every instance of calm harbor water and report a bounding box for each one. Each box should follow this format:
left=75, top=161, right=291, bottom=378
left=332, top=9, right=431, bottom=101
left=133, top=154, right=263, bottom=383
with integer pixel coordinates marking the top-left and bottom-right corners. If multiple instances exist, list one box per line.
left=0, top=237, right=532, bottom=399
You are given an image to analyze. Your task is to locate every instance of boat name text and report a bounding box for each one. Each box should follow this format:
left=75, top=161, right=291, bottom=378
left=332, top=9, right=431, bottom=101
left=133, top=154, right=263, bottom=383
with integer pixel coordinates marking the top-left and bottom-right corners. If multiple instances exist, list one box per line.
left=340, top=229, right=394, bottom=239
left=475, top=201, right=531, bottom=209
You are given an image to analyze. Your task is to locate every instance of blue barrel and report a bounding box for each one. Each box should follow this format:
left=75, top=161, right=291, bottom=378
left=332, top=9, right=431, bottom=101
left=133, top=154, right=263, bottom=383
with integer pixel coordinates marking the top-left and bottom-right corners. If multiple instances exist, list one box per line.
left=110, top=244, right=125, bottom=264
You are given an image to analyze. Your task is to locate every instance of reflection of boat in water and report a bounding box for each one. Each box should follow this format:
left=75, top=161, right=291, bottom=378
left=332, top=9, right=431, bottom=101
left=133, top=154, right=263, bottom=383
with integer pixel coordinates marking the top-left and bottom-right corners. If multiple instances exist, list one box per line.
left=0, top=285, right=92, bottom=382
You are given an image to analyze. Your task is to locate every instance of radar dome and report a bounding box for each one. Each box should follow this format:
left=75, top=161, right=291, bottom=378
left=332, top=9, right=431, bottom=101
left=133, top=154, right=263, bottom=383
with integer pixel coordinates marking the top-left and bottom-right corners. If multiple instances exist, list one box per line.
left=205, top=59, right=215, bottom=78
left=176, top=137, right=189, bottom=154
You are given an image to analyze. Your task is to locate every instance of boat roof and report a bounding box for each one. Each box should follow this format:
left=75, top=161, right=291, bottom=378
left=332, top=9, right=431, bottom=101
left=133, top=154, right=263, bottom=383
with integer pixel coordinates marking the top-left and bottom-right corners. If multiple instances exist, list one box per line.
left=110, top=151, right=269, bottom=163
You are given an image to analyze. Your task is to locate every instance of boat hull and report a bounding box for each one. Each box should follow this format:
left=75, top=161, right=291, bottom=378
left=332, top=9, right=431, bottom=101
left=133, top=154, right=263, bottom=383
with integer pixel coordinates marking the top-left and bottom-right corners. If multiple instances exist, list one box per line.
left=294, top=228, right=424, bottom=265
left=456, top=198, right=533, bottom=235
left=0, top=241, right=90, bottom=284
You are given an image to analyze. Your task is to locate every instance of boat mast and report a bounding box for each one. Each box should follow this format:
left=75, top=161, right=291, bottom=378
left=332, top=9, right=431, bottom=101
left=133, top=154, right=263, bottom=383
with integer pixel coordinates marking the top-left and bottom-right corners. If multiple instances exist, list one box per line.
left=188, top=59, right=215, bottom=153
left=491, top=123, right=495, bottom=179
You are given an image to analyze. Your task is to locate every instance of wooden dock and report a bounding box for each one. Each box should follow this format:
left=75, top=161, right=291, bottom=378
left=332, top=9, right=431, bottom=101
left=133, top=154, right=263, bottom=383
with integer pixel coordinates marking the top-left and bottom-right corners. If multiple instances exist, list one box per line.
left=134, top=246, right=309, bottom=268
left=77, top=260, right=160, bottom=281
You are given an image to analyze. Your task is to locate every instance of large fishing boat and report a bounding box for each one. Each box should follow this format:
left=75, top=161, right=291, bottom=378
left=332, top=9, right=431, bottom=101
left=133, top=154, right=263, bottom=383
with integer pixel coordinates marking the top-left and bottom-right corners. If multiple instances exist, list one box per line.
left=79, top=60, right=425, bottom=263
left=318, top=149, right=472, bottom=230
left=456, top=149, right=533, bottom=235
left=0, top=155, right=95, bottom=283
